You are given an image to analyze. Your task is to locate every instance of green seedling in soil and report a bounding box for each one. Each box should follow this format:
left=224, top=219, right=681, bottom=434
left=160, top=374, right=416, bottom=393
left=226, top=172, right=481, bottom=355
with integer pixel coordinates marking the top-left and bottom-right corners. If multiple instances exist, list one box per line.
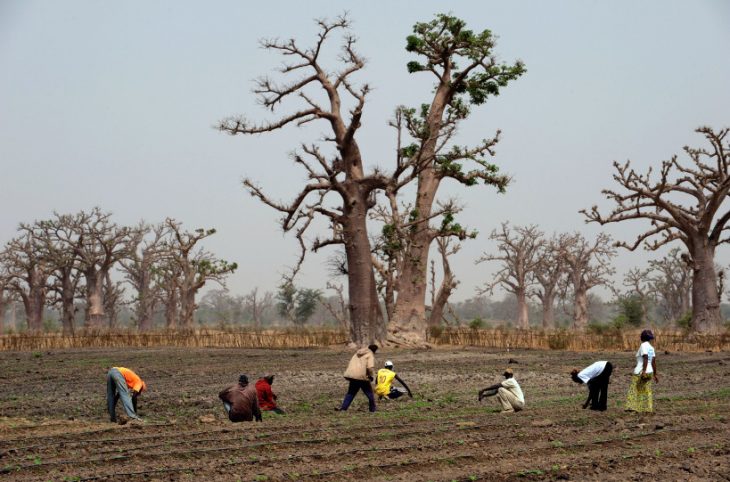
left=254, top=475, right=268, bottom=481
left=342, top=465, right=355, bottom=472
left=468, top=475, right=478, bottom=481
left=551, top=440, right=564, bottom=448
left=518, top=469, right=544, bottom=477
left=287, top=472, right=301, bottom=480
left=655, top=449, right=663, bottom=457
left=551, top=465, right=560, bottom=472
left=687, top=447, right=696, bottom=454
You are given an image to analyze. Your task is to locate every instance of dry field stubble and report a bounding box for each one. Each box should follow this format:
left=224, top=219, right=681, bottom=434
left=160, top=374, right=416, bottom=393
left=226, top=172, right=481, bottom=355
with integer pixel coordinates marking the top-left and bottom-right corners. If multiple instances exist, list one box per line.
left=1, top=347, right=729, bottom=481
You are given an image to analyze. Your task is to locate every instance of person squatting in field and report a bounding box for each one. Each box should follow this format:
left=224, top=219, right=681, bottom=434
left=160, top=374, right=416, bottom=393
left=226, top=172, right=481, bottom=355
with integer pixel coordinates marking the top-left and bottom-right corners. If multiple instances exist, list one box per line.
left=219, top=374, right=262, bottom=422
left=337, top=344, right=378, bottom=412
left=375, top=360, right=413, bottom=401
left=478, top=368, right=525, bottom=413
left=256, top=375, right=285, bottom=414
left=106, top=366, right=146, bottom=423
left=625, top=329, right=659, bottom=413
left=571, top=360, right=614, bottom=411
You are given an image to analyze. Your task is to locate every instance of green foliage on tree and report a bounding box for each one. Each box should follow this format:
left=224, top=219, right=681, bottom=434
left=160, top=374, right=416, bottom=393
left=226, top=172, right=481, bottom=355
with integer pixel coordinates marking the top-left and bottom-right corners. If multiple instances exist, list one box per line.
left=276, top=282, right=322, bottom=326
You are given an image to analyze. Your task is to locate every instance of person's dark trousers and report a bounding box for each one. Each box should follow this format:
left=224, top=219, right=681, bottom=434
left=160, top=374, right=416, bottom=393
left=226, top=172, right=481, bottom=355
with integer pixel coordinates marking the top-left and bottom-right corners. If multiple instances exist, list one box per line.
left=340, top=379, right=376, bottom=412
left=587, top=362, right=613, bottom=411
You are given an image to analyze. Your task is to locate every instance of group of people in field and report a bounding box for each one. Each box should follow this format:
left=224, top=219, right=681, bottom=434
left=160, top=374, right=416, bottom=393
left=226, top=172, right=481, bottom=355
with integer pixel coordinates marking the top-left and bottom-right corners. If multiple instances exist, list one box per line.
left=106, top=329, right=659, bottom=423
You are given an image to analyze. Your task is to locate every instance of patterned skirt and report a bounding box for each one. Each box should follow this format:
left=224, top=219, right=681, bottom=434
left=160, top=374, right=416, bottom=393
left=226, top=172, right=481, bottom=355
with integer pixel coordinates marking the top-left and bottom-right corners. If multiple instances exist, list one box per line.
left=625, top=374, right=653, bottom=412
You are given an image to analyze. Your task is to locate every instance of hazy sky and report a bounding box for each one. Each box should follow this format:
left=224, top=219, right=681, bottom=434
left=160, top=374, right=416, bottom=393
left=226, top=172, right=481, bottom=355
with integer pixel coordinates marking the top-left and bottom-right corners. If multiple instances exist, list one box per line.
left=1, top=1, right=729, bottom=301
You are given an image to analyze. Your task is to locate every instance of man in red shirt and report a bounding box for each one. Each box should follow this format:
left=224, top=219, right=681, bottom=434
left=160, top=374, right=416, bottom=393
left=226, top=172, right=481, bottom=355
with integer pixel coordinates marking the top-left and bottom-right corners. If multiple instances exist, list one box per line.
left=106, top=366, right=146, bottom=423
left=255, top=375, right=285, bottom=415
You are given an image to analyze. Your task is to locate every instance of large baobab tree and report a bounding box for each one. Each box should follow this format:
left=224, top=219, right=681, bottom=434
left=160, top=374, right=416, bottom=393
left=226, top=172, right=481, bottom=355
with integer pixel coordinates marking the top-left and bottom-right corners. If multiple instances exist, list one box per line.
left=71, top=208, right=142, bottom=328
left=477, top=223, right=543, bottom=329
left=583, top=127, right=729, bottom=332
left=648, top=247, right=692, bottom=322
left=164, top=219, right=237, bottom=328
left=532, top=235, right=568, bottom=329
left=121, top=223, right=168, bottom=331
left=560, top=232, right=616, bottom=330
left=219, top=15, right=388, bottom=346
left=0, top=233, right=52, bottom=331
left=386, top=15, right=525, bottom=344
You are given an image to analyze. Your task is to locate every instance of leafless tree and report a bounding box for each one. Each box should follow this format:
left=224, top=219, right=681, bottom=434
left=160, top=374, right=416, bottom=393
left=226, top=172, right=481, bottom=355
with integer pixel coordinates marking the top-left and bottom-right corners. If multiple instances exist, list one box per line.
left=219, top=15, right=390, bottom=346
left=120, top=222, right=169, bottom=331
left=321, top=281, right=350, bottom=333
left=384, top=15, right=524, bottom=345
left=163, top=219, right=237, bottom=328
left=103, top=271, right=125, bottom=329
left=244, top=287, right=273, bottom=330
left=560, top=232, right=616, bottom=330
left=0, top=232, right=53, bottom=331
left=477, top=223, right=544, bottom=329
left=583, top=127, right=730, bottom=332
left=645, top=248, right=692, bottom=322
left=67, top=208, right=142, bottom=328
left=622, top=267, right=654, bottom=323
left=428, top=238, right=460, bottom=328
left=532, top=235, right=568, bottom=329
left=0, top=274, right=16, bottom=334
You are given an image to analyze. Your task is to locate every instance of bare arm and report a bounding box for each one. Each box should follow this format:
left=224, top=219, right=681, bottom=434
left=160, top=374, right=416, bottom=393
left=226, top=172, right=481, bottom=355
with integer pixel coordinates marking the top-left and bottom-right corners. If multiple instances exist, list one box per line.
left=395, top=375, right=412, bottom=397
left=640, top=355, right=648, bottom=376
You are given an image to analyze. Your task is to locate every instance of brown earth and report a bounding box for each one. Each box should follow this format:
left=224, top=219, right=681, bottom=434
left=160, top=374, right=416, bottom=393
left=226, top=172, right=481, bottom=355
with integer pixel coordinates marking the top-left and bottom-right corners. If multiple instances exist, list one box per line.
left=0, top=347, right=728, bottom=481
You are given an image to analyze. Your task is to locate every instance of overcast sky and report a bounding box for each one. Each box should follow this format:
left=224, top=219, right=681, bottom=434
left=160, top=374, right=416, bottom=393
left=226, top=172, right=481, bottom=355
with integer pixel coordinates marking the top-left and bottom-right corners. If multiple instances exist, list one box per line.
left=1, top=1, right=729, bottom=301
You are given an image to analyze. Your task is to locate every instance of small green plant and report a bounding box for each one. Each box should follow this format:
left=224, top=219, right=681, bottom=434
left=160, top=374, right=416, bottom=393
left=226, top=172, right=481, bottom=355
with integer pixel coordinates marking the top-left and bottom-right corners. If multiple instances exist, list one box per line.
left=551, top=440, right=564, bottom=448
left=654, top=449, right=662, bottom=457
left=254, top=475, right=269, bottom=481
left=469, top=317, right=485, bottom=330
left=518, top=469, right=544, bottom=477
left=687, top=447, right=696, bottom=454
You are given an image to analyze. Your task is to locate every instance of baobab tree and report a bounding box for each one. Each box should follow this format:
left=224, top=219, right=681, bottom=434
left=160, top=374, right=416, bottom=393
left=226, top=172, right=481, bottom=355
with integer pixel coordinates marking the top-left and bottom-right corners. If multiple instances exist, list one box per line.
left=0, top=233, right=52, bottom=331
left=532, top=235, right=568, bottom=329
left=163, top=219, right=237, bottom=328
left=428, top=238, right=460, bottom=328
left=648, top=248, right=692, bottom=322
left=583, top=127, right=729, bottom=332
left=386, top=15, right=525, bottom=344
left=120, top=223, right=168, bottom=331
left=477, top=223, right=543, bottom=329
left=71, top=208, right=142, bottom=328
left=0, top=275, right=15, bottom=334
left=219, top=15, right=388, bottom=345
left=560, top=232, right=616, bottom=330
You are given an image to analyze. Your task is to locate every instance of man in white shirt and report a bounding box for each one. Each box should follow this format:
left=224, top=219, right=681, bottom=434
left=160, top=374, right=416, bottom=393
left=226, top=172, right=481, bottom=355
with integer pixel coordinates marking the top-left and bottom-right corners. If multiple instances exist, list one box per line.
left=478, top=368, right=525, bottom=413
left=570, top=361, right=613, bottom=411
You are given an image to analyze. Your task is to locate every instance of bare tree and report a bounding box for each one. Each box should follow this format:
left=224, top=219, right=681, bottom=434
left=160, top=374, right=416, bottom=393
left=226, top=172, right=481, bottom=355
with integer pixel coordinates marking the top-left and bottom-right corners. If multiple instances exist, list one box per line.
left=164, top=219, right=237, bottom=328
left=0, top=232, right=53, bottom=331
left=322, top=281, right=350, bottom=333
left=477, top=223, right=543, bottom=329
left=428, top=238, right=460, bottom=328
left=384, top=14, right=525, bottom=344
left=0, top=275, right=15, bottom=334
left=532, top=235, right=568, bottom=329
left=646, top=248, right=692, bottom=322
left=583, top=127, right=730, bottom=332
left=67, top=208, right=142, bottom=328
left=244, top=287, right=273, bottom=330
left=120, top=223, right=168, bottom=331
left=560, top=232, right=616, bottom=330
left=102, top=271, right=125, bottom=329
left=219, top=15, right=390, bottom=346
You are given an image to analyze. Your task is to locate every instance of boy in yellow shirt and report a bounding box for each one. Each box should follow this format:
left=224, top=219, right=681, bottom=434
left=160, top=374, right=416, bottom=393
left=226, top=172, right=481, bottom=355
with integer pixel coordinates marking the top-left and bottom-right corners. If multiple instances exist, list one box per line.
left=375, top=361, right=412, bottom=400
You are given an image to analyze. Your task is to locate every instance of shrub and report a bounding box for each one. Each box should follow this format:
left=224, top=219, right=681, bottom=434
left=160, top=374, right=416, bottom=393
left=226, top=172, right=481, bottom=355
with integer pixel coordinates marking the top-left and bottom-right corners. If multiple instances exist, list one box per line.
left=469, top=318, right=485, bottom=330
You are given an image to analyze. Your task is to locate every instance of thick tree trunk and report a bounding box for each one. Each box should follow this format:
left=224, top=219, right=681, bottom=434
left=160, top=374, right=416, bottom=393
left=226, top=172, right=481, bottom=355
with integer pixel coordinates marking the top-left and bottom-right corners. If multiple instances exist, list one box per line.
left=573, top=287, right=589, bottom=330
left=84, top=270, right=105, bottom=329
left=690, top=244, right=721, bottom=333
left=428, top=273, right=456, bottom=328
left=24, top=289, right=45, bottom=332
left=180, top=290, right=196, bottom=328
left=343, top=194, right=384, bottom=346
left=164, top=289, right=178, bottom=329
left=541, top=292, right=556, bottom=329
left=0, top=298, right=6, bottom=334
left=515, top=289, right=529, bottom=329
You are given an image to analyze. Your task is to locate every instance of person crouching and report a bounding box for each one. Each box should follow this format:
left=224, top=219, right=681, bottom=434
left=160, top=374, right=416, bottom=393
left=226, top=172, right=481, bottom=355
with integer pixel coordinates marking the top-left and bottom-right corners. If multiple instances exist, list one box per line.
left=256, top=375, right=285, bottom=415
left=219, top=374, right=262, bottom=422
left=478, top=368, right=525, bottom=413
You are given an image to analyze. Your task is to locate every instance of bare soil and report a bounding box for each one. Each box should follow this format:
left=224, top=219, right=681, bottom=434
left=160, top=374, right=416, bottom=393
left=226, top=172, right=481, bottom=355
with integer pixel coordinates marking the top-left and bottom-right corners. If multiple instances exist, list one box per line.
left=1, top=347, right=728, bottom=481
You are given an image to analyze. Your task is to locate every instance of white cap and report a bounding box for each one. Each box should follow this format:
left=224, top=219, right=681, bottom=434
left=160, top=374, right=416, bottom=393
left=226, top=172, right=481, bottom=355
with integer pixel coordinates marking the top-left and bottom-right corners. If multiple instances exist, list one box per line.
left=384, top=360, right=394, bottom=368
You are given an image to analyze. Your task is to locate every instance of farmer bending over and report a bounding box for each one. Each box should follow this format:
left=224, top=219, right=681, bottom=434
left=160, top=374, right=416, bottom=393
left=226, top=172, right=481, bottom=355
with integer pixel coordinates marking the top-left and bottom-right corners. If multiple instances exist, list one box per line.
left=219, top=374, right=262, bottom=422
left=337, top=344, right=378, bottom=412
left=571, top=360, right=613, bottom=411
left=256, top=375, right=285, bottom=414
left=106, top=366, right=146, bottom=423
left=478, top=368, right=525, bottom=413
left=375, top=360, right=413, bottom=400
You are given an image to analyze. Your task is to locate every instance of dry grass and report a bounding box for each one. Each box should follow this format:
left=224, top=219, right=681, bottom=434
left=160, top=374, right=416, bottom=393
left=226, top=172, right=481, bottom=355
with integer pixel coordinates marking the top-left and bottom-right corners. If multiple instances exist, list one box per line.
left=429, top=327, right=730, bottom=352
left=0, top=328, right=348, bottom=351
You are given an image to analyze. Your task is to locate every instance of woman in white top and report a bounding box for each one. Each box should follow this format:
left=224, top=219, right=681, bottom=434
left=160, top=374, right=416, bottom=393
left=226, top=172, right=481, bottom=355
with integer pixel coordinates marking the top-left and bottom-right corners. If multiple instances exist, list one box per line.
left=625, top=329, right=659, bottom=412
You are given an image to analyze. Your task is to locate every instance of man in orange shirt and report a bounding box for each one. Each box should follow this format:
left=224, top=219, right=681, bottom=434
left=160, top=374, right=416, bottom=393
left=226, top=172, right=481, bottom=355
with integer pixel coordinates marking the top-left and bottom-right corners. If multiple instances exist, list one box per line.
left=106, top=366, right=146, bottom=423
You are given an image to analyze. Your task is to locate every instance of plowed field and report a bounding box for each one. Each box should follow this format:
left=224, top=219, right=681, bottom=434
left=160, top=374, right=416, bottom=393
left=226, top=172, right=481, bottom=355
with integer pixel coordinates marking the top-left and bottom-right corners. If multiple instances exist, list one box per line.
left=1, top=347, right=728, bottom=481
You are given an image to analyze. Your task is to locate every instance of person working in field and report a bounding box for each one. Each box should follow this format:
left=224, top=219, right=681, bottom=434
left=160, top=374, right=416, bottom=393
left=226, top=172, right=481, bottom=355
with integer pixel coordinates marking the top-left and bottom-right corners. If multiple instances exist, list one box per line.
left=106, top=366, right=146, bottom=423
left=337, top=344, right=378, bottom=412
left=256, top=375, right=285, bottom=414
left=571, top=360, right=614, bottom=411
left=375, top=360, right=413, bottom=401
left=478, top=368, right=525, bottom=413
left=219, top=374, right=262, bottom=422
